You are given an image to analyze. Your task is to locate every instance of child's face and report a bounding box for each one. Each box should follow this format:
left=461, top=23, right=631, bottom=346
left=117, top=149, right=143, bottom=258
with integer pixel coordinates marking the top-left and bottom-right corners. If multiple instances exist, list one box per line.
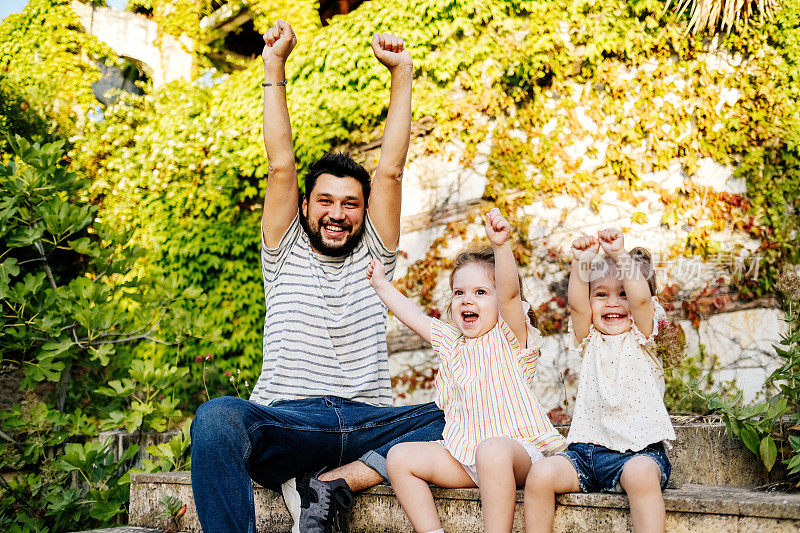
left=589, top=273, right=632, bottom=335
left=451, top=263, right=499, bottom=338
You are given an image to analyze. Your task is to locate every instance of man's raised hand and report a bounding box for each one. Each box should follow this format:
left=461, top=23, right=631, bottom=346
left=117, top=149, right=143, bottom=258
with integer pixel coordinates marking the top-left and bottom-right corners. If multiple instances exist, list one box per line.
left=263, top=19, right=296, bottom=63
left=371, top=33, right=412, bottom=70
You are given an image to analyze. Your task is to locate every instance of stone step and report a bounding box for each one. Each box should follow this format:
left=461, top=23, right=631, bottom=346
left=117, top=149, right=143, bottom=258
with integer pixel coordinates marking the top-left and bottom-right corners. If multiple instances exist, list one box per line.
left=129, top=471, right=800, bottom=532
left=128, top=423, right=777, bottom=531
left=76, top=526, right=164, bottom=533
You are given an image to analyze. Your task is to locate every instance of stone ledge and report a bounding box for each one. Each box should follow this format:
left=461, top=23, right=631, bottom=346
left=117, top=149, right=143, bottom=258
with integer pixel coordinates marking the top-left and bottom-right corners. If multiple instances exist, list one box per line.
left=130, top=471, right=800, bottom=532
left=362, top=484, right=800, bottom=520
left=76, top=526, right=164, bottom=533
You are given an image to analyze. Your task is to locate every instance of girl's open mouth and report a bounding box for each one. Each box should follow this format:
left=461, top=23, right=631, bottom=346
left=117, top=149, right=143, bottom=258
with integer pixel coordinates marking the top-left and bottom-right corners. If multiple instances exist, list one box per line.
left=461, top=311, right=479, bottom=324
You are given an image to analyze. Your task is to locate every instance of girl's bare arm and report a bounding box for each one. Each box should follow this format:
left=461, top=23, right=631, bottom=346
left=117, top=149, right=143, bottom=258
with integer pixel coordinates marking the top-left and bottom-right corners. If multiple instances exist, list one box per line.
left=568, top=236, right=598, bottom=341
left=597, top=228, right=655, bottom=336
left=485, top=208, right=528, bottom=346
left=367, top=259, right=432, bottom=343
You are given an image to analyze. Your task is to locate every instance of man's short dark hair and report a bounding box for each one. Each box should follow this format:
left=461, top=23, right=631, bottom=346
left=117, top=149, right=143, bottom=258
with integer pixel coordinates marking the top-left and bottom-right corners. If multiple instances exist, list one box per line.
left=303, top=152, right=371, bottom=204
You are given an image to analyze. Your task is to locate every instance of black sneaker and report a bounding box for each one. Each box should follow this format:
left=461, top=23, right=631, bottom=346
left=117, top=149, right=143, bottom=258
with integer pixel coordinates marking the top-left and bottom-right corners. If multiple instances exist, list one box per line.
left=293, top=469, right=354, bottom=533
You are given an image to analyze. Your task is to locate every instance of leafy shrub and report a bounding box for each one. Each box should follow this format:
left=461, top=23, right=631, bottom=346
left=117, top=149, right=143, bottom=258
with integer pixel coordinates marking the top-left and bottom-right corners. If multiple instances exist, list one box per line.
left=710, top=272, right=800, bottom=481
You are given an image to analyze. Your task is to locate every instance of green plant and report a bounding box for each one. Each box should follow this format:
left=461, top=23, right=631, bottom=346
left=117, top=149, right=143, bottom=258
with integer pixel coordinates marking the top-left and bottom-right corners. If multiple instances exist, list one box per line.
left=96, top=359, right=188, bottom=437
left=156, top=494, right=187, bottom=533
left=1, top=135, right=215, bottom=408
left=710, top=271, right=800, bottom=481
left=0, top=395, right=138, bottom=531
left=123, top=419, right=192, bottom=482
left=0, top=0, right=115, bottom=141
left=0, top=133, right=218, bottom=529
left=665, top=345, right=727, bottom=414
left=57, top=440, right=140, bottom=522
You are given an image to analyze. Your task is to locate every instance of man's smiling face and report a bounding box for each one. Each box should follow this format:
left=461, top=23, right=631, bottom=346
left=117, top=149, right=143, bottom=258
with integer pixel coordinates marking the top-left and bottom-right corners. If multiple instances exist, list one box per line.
left=302, top=173, right=366, bottom=257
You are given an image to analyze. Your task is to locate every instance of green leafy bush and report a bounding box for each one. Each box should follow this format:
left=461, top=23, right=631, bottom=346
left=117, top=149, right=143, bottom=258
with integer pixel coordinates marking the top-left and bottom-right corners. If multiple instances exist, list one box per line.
left=0, top=134, right=217, bottom=529
left=709, top=272, right=800, bottom=481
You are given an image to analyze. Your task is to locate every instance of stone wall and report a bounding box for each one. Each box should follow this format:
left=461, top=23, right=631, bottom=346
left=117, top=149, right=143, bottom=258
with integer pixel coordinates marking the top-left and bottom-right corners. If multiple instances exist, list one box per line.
left=386, top=130, right=787, bottom=411
left=70, top=1, right=193, bottom=89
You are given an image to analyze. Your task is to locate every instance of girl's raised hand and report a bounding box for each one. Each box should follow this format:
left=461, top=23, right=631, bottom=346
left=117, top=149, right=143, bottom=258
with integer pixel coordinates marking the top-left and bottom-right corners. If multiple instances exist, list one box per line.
left=366, top=258, right=388, bottom=289
left=597, top=228, right=625, bottom=258
left=485, top=207, right=511, bottom=246
left=371, top=33, right=412, bottom=70
left=262, top=19, right=296, bottom=63
left=571, top=235, right=600, bottom=263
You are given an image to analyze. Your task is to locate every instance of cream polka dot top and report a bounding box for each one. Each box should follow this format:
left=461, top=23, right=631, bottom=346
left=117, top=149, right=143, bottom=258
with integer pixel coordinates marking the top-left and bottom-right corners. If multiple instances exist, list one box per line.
left=566, top=297, right=676, bottom=452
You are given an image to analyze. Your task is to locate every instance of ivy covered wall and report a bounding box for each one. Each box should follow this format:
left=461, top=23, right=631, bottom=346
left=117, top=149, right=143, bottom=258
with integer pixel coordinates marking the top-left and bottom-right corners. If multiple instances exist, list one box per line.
left=2, top=0, right=799, bottom=398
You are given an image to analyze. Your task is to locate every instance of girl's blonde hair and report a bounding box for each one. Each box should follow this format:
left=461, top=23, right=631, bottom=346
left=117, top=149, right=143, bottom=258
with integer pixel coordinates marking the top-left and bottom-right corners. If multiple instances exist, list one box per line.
left=448, top=245, right=538, bottom=328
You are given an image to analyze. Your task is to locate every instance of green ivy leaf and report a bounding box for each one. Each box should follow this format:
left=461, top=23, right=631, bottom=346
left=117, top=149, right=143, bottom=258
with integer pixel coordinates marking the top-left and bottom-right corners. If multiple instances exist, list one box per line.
left=760, top=436, right=778, bottom=472
left=740, top=424, right=760, bottom=455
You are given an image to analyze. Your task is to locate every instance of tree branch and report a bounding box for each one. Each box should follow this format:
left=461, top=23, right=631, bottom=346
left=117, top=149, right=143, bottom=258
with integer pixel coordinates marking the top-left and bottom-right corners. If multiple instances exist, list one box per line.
left=34, top=241, right=58, bottom=291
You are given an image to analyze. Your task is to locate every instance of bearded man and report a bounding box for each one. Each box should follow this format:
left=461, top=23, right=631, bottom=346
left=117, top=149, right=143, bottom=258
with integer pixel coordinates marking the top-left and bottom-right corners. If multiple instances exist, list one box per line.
left=190, top=19, right=445, bottom=533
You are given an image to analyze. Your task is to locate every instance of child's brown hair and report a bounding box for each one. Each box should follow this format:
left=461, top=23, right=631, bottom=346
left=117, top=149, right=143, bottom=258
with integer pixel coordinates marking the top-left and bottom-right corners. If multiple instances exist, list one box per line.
left=590, top=247, right=657, bottom=296
left=448, top=245, right=537, bottom=328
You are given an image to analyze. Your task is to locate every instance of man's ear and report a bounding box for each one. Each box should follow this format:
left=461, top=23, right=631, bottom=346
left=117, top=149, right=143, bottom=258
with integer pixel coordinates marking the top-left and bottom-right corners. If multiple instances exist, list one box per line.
left=301, top=196, right=308, bottom=218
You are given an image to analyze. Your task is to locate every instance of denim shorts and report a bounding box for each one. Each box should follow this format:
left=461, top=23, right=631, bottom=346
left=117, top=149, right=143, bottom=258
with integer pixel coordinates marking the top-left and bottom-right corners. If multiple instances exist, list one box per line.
left=559, top=442, right=671, bottom=493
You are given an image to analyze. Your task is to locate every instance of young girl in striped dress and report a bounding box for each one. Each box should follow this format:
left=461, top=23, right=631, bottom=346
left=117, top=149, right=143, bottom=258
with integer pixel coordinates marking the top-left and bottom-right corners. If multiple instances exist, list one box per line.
left=366, top=208, right=565, bottom=533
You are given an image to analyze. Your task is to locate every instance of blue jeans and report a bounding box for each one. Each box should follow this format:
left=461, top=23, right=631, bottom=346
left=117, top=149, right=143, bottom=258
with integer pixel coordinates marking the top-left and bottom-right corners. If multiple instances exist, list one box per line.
left=559, top=442, right=671, bottom=493
left=190, top=395, right=445, bottom=533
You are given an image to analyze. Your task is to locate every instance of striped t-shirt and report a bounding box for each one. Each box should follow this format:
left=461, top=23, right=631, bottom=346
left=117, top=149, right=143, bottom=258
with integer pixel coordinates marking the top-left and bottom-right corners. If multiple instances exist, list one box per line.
left=431, top=317, right=565, bottom=465
left=250, top=213, right=398, bottom=406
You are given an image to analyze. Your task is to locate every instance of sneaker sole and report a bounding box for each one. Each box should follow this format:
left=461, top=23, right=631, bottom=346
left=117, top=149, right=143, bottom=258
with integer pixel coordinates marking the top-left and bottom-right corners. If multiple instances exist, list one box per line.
left=281, top=477, right=301, bottom=533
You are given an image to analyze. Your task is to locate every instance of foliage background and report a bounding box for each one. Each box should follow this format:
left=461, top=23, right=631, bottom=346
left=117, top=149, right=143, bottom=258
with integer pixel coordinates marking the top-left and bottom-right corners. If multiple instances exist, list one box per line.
left=1, top=0, right=800, bottom=527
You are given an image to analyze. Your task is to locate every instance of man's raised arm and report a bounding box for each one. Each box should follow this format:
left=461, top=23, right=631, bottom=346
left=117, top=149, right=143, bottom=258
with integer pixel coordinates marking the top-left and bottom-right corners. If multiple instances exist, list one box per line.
left=261, top=19, right=299, bottom=248
left=367, top=33, right=413, bottom=250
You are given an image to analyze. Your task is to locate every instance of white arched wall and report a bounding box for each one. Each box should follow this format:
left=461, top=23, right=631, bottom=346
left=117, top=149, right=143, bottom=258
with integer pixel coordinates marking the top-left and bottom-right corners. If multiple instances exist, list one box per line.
left=70, top=0, right=193, bottom=89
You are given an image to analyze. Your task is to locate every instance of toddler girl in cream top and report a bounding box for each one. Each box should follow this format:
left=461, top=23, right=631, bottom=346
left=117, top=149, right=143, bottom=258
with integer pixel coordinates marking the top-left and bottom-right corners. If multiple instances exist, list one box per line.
left=524, top=228, right=674, bottom=533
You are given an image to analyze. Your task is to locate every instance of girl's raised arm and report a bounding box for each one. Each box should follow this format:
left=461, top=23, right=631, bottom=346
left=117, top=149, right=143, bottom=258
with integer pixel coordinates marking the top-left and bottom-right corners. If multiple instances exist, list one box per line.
left=597, top=228, right=655, bottom=336
left=568, top=236, right=599, bottom=342
left=485, top=208, right=528, bottom=347
left=367, top=258, right=433, bottom=343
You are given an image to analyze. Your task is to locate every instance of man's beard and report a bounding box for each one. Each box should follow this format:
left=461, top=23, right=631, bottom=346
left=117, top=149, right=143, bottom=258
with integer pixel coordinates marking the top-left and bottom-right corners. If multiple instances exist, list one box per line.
left=301, top=215, right=364, bottom=257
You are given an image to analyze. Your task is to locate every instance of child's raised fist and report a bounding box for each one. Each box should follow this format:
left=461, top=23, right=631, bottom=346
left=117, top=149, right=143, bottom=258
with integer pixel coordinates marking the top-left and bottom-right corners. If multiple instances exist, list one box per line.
left=485, top=207, right=511, bottom=247
left=597, top=228, right=625, bottom=258
left=371, top=33, right=412, bottom=70
left=366, top=258, right=388, bottom=289
left=262, top=19, right=296, bottom=63
left=571, top=235, right=600, bottom=263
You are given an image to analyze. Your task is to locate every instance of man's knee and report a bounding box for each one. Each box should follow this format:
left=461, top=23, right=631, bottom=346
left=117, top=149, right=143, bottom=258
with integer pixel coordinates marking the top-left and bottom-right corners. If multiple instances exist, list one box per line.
left=192, top=396, right=250, bottom=449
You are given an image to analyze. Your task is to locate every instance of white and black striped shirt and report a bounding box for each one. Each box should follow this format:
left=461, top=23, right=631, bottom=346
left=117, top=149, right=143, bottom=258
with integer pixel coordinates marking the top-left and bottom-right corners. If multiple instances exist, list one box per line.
left=251, top=213, right=398, bottom=406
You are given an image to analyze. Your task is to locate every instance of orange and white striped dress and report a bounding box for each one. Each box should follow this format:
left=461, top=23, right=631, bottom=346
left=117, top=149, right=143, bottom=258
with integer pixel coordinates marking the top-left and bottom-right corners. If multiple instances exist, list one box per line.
left=430, top=316, right=566, bottom=465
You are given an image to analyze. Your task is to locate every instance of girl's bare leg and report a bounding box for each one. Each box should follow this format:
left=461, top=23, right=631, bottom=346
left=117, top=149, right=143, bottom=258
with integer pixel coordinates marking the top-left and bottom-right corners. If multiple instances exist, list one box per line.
left=619, top=456, right=665, bottom=533
left=386, top=441, right=475, bottom=533
left=474, top=437, right=534, bottom=533
left=523, top=455, right=580, bottom=533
